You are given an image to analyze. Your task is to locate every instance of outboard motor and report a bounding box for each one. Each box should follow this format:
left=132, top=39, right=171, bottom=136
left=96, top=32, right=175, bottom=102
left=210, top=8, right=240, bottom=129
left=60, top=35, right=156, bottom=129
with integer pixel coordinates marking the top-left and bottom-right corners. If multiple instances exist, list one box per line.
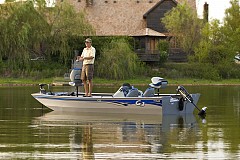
left=176, top=86, right=193, bottom=102
left=176, top=86, right=193, bottom=111
left=177, top=86, right=207, bottom=115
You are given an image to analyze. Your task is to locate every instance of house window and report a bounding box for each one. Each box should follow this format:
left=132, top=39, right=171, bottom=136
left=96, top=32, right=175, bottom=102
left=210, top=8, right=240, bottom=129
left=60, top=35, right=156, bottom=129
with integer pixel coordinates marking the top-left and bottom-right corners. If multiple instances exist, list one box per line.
left=134, top=38, right=145, bottom=52
left=170, top=37, right=180, bottom=48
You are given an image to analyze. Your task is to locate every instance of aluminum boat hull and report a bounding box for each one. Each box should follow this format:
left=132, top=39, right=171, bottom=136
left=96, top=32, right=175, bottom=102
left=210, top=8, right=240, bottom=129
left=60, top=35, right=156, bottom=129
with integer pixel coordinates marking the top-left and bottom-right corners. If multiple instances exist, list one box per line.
left=32, top=92, right=200, bottom=115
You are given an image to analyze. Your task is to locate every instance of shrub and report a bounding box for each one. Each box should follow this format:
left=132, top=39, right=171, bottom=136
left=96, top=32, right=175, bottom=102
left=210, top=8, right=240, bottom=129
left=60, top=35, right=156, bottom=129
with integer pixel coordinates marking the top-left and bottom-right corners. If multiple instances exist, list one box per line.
left=161, top=62, right=221, bottom=80
left=157, top=40, right=169, bottom=65
left=95, top=38, right=147, bottom=80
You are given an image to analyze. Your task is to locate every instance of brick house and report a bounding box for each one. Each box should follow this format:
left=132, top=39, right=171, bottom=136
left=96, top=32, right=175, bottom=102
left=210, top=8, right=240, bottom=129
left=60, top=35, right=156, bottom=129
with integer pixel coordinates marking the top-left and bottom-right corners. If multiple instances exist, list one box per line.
left=68, top=0, right=196, bottom=62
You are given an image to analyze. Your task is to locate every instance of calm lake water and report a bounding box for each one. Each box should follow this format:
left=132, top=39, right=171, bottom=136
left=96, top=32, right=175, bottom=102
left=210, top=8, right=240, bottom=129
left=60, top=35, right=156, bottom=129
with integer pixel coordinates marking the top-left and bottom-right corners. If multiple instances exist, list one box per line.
left=0, top=85, right=239, bottom=159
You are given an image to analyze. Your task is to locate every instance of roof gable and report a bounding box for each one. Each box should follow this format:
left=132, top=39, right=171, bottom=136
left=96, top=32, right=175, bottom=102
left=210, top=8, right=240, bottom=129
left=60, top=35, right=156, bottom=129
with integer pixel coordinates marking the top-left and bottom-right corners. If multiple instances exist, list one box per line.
left=143, top=0, right=178, bottom=18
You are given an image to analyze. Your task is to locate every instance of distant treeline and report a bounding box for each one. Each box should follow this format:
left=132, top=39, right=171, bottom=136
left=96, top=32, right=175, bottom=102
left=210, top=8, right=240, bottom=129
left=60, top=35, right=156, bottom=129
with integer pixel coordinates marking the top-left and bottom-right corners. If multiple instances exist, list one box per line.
left=0, top=0, right=239, bottom=80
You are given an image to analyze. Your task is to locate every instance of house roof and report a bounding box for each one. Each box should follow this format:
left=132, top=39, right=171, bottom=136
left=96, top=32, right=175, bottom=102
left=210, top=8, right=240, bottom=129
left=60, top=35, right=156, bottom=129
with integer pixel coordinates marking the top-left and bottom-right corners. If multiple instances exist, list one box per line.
left=143, top=0, right=178, bottom=18
left=71, top=0, right=195, bottom=36
left=130, top=28, right=166, bottom=37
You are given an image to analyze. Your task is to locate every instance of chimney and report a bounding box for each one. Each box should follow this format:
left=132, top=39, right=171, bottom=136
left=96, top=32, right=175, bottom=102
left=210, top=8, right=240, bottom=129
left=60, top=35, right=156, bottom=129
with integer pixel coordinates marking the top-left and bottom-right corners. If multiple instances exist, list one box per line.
left=203, top=2, right=209, bottom=22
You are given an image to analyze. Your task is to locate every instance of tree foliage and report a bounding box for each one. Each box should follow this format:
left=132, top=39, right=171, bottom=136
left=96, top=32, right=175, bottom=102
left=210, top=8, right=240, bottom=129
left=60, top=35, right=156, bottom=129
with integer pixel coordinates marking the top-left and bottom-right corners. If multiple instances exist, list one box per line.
left=0, top=0, right=94, bottom=70
left=222, top=0, right=240, bottom=56
left=157, top=40, right=169, bottom=64
left=192, top=20, right=226, bottom=65
left=95, top=38, right=146, bottom=80
left=192, top=0, right=240, bottom=65
left=161, top=1, right=203, bottom=55
left=46, top=1, right=95, bottom=63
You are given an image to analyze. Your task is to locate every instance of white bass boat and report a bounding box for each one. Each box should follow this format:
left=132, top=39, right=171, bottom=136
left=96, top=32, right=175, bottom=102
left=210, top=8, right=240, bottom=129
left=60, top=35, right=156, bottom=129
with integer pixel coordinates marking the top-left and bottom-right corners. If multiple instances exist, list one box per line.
left=32, top=76, right=206, bottom=115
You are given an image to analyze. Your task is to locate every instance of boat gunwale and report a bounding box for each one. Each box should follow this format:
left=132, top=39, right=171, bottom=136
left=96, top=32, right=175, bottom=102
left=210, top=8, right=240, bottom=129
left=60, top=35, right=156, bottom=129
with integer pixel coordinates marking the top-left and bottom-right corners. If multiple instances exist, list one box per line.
left=31, top=92, right=186, bottom=101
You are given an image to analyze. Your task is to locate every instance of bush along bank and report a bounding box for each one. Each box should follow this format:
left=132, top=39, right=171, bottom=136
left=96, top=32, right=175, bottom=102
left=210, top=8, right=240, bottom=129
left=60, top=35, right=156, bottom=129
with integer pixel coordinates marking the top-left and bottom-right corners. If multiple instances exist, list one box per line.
left=158, top=62, right=240, bottom=81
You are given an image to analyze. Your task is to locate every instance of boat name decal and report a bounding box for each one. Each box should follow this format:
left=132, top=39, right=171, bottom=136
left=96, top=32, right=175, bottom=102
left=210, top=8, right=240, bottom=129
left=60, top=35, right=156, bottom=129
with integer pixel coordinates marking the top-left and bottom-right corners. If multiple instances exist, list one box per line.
left=135, top=100, right=145, bottom=107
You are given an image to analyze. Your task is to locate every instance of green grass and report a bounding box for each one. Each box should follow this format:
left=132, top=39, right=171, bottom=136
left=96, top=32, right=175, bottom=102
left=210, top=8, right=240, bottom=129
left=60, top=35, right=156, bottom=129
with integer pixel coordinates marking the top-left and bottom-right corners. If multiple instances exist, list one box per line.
left=168, top=78, right=240, bottom=85
left=0, top=78, right=54, bottom=85
left=58, top=77, right=240, bottom=86
left=0, top=77, right=240, bottom=86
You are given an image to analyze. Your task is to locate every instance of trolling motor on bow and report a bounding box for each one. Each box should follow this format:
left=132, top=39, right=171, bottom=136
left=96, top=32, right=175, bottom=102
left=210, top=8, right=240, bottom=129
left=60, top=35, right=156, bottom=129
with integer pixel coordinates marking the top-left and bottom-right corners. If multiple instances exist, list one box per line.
left=176, top=86, right=207, bottom=116
left=39, top=84, right=47, bottom=94
left=39, top=83, right=53, bottom=95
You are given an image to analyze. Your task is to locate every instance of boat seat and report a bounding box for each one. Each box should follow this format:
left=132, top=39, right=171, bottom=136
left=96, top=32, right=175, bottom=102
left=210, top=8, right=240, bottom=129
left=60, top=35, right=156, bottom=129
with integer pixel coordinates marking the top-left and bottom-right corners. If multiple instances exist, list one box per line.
left=113, top=83, right=133, bottom=97
left=69, top=60, right=83, bottom=86
left=143, top=87, right=155, bottom=97
left=69, top=68, right=82, bottom=86
left=122, top=84, right=132, bottom=96
left=113, top=83, right=140, bottom=97
left=126, top=88, right=139, bottom=97
left=149, top=77, right=168, bottom=89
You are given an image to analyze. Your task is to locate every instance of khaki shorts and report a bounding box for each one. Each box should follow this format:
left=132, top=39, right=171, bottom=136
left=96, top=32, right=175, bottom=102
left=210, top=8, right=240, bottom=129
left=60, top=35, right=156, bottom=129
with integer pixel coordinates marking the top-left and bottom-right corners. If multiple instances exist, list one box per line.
left=81, top=64, right=94, bottom=81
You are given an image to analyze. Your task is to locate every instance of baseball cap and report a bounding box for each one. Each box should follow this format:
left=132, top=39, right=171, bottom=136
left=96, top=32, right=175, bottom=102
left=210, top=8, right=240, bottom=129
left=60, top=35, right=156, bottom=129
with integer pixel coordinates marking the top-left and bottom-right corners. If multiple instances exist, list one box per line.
left=85, top=38, right=92, bottom=43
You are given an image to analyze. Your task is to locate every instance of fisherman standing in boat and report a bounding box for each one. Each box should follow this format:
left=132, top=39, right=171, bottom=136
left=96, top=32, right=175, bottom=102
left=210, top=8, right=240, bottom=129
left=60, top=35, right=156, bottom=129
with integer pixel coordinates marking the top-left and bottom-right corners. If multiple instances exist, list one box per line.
left=78, top=38, right=96, bottom=97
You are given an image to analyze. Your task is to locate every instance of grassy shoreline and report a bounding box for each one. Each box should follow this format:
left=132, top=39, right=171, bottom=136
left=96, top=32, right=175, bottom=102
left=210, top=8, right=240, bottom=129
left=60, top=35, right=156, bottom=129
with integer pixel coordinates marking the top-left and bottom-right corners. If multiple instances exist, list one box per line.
left=0, top=77, right=240, bottom=86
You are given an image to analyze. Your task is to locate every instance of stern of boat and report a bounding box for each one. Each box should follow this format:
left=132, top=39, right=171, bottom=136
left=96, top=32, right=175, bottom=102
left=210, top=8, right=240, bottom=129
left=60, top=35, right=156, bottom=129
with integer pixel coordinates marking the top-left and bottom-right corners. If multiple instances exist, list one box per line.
left=161, top=93, right=201, bottom=115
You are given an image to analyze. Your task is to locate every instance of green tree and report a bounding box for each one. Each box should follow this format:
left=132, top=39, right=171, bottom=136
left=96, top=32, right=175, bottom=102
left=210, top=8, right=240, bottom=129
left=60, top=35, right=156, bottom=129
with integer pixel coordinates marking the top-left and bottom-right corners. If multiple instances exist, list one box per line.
left=46, top=1, right=95, bottom=63
left=161, top=0, right=203, bottom=55
left=222, top=0, right=240, bottom=57
left=157, top=40, right=169, bottom=64
left=190, top=0, right=240, bottom=79
left=192, top=20, right=226, bottom=65
left=95, top=38, right=146, bottom=80
left=0, top=0, right=94, bottom=70
left=192, top=0, right=239, bottom=65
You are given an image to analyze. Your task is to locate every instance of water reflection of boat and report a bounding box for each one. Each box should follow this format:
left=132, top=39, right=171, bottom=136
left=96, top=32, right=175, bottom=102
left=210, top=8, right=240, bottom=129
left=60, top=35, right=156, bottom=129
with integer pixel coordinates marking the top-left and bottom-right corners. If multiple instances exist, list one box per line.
left=161, top=114, right=197, bottom=132
left=37, top=110, right=163, bottom=124
left=33, top=112, right=198, bottom=159
left=37, top=110, right=197, bottom=124
left=36, top=111, right=197, bottom=131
